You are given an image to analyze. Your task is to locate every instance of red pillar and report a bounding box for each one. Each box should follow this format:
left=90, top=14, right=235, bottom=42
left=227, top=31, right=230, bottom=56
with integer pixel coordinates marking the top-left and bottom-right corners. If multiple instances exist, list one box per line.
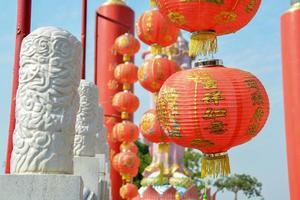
left=95, top=1, right=134, bottom=199
left=81, top=0, right=87, bottom=79
left=5, top=0, right=32, bottom=174
left=281, top=2, right=300, bottom=200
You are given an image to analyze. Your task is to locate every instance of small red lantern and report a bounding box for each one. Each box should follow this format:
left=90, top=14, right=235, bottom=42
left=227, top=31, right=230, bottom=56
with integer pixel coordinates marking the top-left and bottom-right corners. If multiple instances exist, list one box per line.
left=138, top=56, right=180, bottom=93
left=114, top=62, right=138, bottom=89
left=140, top=109, right=168, bottom=143
left=156, top=60, right=269, bottom=177
left=156, top=0, right=261, bottom=57
left=120, top=142, right=138, bottom=154
left=112, top=151, right=140, bottom=180
left=113, top=121, right=139, bottom=143
left=114, top=33, right=140, bottom=61
left=112, top=91, right=140, bottom=114
left=120, top=183, right=139, bottom=199
left=136, top=9, right=179, bottom=54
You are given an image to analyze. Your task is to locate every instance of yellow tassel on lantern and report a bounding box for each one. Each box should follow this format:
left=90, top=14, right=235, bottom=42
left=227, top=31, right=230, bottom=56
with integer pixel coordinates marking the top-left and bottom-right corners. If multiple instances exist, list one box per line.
left=189, top=31, right=217, bottom=57
left=150, top=0, right=157, bottom=7
left=151, top=44, right=162, bottom=56
left=122, top=174, right=131, bottom=183
left=201, top=152, right=230, bottom=178
left=123, top=83, right=131, bottom=91
left=123, top=54, right=131, bottom=62
left=121, top=112, right=129, bottom=120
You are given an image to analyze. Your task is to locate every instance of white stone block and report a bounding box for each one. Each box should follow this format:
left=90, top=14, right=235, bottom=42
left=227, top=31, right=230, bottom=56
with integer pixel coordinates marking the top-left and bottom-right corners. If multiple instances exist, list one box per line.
left=0, top=174, right=83, bottom=200
left=74, top=156, right=107, bottom=200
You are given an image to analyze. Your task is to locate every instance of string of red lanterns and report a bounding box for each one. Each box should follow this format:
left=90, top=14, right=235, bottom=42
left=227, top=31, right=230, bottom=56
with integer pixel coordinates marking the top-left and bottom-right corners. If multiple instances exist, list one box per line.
left=112, top=33, right=141, bottom=199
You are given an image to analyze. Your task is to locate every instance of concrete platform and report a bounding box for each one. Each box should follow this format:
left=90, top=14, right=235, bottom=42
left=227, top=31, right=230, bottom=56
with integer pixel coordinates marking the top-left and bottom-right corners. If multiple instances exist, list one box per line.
left=0, top=174, right=83, bottom=200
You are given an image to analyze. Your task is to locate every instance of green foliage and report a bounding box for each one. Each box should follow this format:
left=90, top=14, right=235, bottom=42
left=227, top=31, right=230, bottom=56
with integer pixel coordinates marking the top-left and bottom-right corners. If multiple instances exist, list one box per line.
left=183, top=148, right=205, bottom=190
left=183, top=148, right=264, bottom=200
left=214, top=174, right=263, bottom=200
left=133, top=140, right=151, bottom=187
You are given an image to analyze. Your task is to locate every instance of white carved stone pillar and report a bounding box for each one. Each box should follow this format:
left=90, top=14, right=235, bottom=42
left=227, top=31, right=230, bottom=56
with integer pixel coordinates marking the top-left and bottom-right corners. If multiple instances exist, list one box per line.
left=10, top=26, right=82, bottom=174
left=74, top=80, right=101, bottom=157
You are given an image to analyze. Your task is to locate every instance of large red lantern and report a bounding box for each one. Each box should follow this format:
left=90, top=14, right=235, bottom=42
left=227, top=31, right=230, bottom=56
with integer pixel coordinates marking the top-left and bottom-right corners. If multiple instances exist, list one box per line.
left=112, top=151, right=140, bottom=181
left=113, top=121, right=139, bottom=143
left=156, top=60, right=269, bottom=177
left=136, top=9, right=179, bottom=54
left=112, top=91, right=140, bottom=115
left=140, top=109, right=168, bottom=143
left=120, top=183, right=139, bottom=199
left=156, top=0, right=261, bottom=57
left=114, top=33, right=140, bottom=61
left=138, top=56, right=180, bottom=93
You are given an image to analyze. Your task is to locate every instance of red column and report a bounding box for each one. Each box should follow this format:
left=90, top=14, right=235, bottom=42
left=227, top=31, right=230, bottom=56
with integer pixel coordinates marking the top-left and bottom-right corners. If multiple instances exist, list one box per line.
left=81, top=0, right=87, bottom=79
left=281, top=3, right=300, bottom=200
left=5, top=0, right=32, bottom=174
left=95, top=2, right=134, bottom=200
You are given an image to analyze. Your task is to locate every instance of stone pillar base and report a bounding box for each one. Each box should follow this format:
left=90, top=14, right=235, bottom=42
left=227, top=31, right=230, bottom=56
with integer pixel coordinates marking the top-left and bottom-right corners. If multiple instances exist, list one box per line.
left=0, top=174, right=83, bottom=200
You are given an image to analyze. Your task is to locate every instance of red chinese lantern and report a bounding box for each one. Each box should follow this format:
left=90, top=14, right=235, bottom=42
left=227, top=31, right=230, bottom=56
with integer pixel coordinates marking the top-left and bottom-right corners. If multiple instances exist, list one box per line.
left=139, top=109, right=168, bottom=143
left=113, top=151, right=140, bottom=181
left=112, top=91, right=140, bottom=116
left=114, top=33, right=140, bottom=61
left=138, top=56, right=180, bottom=93
left=156, top=0, right=261, bottom=57
left=120, top=183, right=139, bottom=200
left=156, top=60, right=269, bottom=177
left=136, top=9, right=179, bottom=54
left=120, top=142, right=138, bottom=154
left=113, top=121, right=139, bottom=143
left=114, top=62, right=138, bottom=90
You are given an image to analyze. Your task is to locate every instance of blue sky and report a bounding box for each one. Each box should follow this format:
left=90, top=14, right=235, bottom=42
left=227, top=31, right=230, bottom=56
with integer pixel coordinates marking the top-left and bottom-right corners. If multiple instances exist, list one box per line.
left=0, top=0, right=290, bottom=199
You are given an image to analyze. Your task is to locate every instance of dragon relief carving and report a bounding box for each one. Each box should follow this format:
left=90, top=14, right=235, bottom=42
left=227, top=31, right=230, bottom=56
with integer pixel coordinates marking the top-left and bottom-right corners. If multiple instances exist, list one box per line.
left=74, top=80, right=102, bottom=157
left=11, top=27, right=82, bottom=174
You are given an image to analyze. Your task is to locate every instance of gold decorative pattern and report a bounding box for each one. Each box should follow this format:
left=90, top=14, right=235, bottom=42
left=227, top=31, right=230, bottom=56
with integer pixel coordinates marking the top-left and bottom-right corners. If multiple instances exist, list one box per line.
left=168, top=11, right=186, bottom=26
left=205, top=121, right=227, bottom=134
left=140, top=112, right=155, bottom=134
left=107, top=79, right=119, bottom=90
left=215, top=11, right=238, bottom=25
left=202, top=91, right=224, bottom=105
left=245, top=79, right=265, bottom=135
left=245, top=0, right=257, bottom=13
left=187, top=71, right=217, bottom=89
left=157, top=86, right=181, bottom=137
left=203, top=108, right=227, bottom=119
left=190, top=138, right=214, bottom=148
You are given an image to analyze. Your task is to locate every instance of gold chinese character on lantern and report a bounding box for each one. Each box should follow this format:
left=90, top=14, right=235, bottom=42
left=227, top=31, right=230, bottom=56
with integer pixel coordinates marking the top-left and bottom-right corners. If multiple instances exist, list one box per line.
left=202, top=91, right=224, bottom=105
left=245, top=79, right=258, bottom=89
left=203, top=108, right=227, bottom=119
left=251, top=90, right=264, bottom=105
left=206, top=121, right=227, bottom=134
left=253, top=107, right=264, bottom=122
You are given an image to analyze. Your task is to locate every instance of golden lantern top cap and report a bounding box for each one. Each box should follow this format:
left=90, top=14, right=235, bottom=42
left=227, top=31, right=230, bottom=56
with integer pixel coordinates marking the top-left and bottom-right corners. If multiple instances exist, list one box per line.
left=289, top=1, right=300, bottom=12
left=103, top=0, right=127, bottom=6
